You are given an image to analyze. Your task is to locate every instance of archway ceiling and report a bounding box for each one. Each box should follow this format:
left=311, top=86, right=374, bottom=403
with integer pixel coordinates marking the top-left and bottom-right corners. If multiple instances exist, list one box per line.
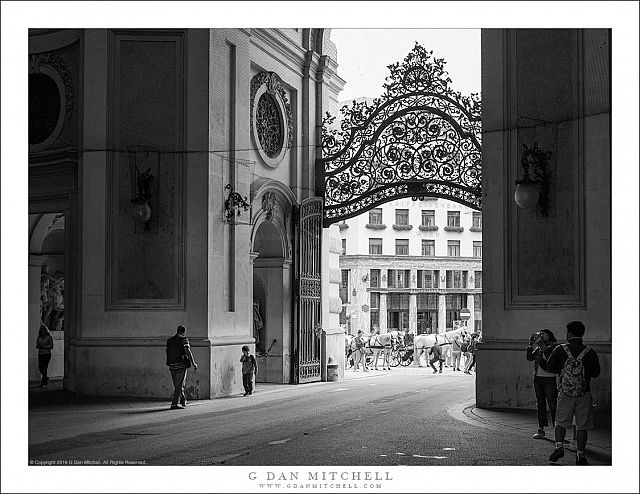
left=321, top=43, right=482, bottom=226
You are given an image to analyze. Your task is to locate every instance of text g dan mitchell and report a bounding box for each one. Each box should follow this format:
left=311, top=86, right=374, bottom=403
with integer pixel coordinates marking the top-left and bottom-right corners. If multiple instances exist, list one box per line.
left=249, top=471, right=393, bottom=481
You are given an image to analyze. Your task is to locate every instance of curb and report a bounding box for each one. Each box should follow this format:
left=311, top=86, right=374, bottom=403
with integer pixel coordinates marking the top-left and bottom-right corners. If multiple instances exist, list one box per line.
left=461, top=405, right=611, bottom=463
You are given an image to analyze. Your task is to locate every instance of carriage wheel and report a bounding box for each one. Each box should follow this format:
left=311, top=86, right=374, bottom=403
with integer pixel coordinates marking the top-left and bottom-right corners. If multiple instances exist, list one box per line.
left=400, top=349, right=413, bottom=367
left=389, top=349, right=401, bottom=367
left=345, top=352, right=354, bottom=369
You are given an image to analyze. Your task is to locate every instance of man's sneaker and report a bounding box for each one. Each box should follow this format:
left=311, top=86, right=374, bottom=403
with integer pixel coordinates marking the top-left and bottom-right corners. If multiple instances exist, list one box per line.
left=576, top=455, right=589, bottom=466
left=533, top=431, right=546, bottom=439
left=170, top=404, right=185, bottom=410
left=548, top=446, right=565, bottom=462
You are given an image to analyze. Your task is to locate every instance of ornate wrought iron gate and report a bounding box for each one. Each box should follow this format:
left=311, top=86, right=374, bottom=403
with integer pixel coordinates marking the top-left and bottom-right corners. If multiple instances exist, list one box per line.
left=293, top=197, right=323, bottom=384
left=321, top=43, right=482, bottom=226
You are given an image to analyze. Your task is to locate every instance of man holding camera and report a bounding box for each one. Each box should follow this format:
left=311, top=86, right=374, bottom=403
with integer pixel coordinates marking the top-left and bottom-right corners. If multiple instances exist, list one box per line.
left=526, top=328, right=559, bottom=440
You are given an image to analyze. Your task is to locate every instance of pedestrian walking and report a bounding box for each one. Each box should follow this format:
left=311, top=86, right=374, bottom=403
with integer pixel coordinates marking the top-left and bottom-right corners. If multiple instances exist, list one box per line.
left=165, top=325, right=198, bottom=410
left=526, top=328, right=559, bottom=439
left=240, top=345, right=258, bottom=396
left=429, top=344, right=444, bottom=373
left=353, top=330, right=369, bottom=372
left=452, top=334, right=463, bottom=371
left=464, top=333, right=478, bottom=374
left=546, top=321, right=601, bottom=465
left=461, top=334, right=471, bottom=369
left=35, top=325, right=54, bottom=387
left=443, top=343, right=452, bottom=367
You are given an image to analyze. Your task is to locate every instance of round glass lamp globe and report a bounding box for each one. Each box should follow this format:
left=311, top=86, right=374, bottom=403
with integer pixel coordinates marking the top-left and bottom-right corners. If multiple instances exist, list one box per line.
left=514, top=183, right=539, bottom=209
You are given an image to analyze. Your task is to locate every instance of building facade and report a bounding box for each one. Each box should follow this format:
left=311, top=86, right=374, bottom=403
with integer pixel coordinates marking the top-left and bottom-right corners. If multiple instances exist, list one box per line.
left=28, top=28, right=346, bottom=397
left=338, top=198, right=482, bottom=335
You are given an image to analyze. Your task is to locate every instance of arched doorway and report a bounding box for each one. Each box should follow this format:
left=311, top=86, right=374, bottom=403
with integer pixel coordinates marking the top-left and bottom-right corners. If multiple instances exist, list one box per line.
left=250, top=186, right=294, bottom=384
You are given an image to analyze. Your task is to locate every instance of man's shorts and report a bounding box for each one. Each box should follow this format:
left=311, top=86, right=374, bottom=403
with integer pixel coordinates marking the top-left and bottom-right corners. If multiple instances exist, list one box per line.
left=556, top=391, right=594, bottom=430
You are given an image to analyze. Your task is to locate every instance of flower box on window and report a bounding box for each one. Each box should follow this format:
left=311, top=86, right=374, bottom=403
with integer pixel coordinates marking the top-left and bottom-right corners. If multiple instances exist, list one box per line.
left=418, top=225, right=439, bottom=231
left=444, top=226, right=464, bottom=232
left=392, top=224, right=413, bottom=231
left=366, top=224, right=387, bottom=230
left=470, top=226, right=482, bottom=232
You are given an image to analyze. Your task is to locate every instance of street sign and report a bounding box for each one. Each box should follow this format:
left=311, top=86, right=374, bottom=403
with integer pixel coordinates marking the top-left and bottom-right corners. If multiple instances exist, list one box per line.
left=460, top=308, right=471, bottom=321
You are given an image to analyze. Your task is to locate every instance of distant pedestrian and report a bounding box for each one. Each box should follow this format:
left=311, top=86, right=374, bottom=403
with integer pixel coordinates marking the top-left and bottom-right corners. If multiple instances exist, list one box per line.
left=464, top=334, right=478, bottom=374
left=443, top=343, right=452, bottom=367
left=353, top=330, right=369, bottom=372
left=452, top=334, right=463, bottom=371
left=240, top=345, right=258, bottom=396
left=166, top=325, right=198, bottom=410
left=546, top=321, right=601, bottom=465
left=35, top=325, right=54, bottom=387
left=461, top=334, right=471, bottom=369
left=526, top=329, right=559, bottom=439
left=429, top=344, right=444, bottom=373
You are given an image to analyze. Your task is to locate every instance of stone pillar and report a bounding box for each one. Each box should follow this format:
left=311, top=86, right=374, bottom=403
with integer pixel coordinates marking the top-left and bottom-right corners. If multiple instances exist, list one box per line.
left=438, top=293, right=447, bottom=334
left=322, top=224, right=345, bottom=379
left=409, top=293, right=417, bottom=334
left=466, top=293, right=475, bottom=333
left=379, top=292, right=388, bottom=333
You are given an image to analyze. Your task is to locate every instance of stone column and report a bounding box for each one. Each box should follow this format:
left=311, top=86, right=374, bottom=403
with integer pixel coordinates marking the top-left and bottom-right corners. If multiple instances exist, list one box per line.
left=467, top=293, right=475, bottom=332
left=379, top=292, right=388, bottom=333
left=322, top=224, right=345, bottom=379
left=409, top=293, right=417, bottom=334
left=438, top=293, right=447, bottom=334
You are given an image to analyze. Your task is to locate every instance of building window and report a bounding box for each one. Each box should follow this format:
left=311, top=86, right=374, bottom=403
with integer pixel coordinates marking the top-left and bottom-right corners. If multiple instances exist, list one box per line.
left=395, top=239, right=409, bottom=255
left=446, top=270, right=464, bottom=289
left=417, top=269, right=438, bottom=289
left=370, top=292, right=380, bottom=309
left=395, top=209, right=409, bottom=226
left=447, top=211, right=460, bottom=228
left=370, top=310, right=380, bottom=332
left=473, top=241, right=482, bottom=258
left=387, top=269, right=410, bottom=288
left=341, top=270, right=349, bottom=289
left=341, top=238, right=346, bottom=255
left=445, top=294, right=467, bottom=330
left=369, top=238, right=382, bottom=255
left=472, top=212, right=482, bottom=229
left=474, top=294, right=482, bottom=332
left=447, top=240, right=460, bottom=257
left=370, top=269, right=380, bottom=288
left=421, top=210, right=435, bottom=227
left=421, top=239, right=435, bottom=256
left=474, top=270, right=482, bottom=289
left=369, top=208, right=383, bottom=225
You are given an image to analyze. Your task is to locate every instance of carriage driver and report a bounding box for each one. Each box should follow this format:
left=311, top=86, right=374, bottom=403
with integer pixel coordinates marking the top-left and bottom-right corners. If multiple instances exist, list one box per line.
left=353, top=330, right=369, bottom=372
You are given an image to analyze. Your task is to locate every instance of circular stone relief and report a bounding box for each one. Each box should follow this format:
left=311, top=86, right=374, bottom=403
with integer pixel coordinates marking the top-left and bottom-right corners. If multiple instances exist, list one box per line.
left=29, top=73, right=62, bottom=146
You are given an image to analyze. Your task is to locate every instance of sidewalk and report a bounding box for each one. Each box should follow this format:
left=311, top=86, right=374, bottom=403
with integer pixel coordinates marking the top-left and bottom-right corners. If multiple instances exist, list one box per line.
left=461, top=404, right=611, bottom=463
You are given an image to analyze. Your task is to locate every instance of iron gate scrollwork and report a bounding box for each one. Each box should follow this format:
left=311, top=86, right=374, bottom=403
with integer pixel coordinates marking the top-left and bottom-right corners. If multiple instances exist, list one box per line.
left=294, top=197, right=323, bottom=384
left=321, top=43, right=482, bottom=226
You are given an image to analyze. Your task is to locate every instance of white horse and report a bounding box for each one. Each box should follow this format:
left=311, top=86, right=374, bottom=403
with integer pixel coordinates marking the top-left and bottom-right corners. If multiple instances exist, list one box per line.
left=412, top=329, right=466, bottom=367
left=365, top=332, right=400, bottom=370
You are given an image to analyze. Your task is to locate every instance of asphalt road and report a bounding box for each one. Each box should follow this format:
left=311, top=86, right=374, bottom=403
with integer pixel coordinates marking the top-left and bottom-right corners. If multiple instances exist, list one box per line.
left=29, top=368, right=607, bottom=466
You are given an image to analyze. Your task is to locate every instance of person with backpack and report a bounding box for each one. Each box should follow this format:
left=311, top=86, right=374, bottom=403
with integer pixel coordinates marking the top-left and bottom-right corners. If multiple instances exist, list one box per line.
left=545, top=321, right=601, bottom=465
left=464, top=333, right=479, bottom=374
left=240, top=345, right=258, bottom=395
left=526, top=329, right=559, bottom=439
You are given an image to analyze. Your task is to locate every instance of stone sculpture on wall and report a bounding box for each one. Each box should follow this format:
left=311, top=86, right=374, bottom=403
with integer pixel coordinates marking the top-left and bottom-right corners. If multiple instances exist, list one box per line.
left=40, top=264, right=64, bottom=331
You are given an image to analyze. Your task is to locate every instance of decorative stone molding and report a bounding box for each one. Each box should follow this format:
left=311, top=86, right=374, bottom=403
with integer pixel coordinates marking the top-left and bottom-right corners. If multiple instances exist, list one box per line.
left=250, top=71, right=293, bottom=167
left=444, top=226, right=464, bottom=232
left=328, top=296, right=344, bottom=314
left=365, top=223, right=387, bottom=230
left=392, top=224, right=413, bottom=231
left=328, top=268, right=342, bottom=284
left=261, top=191, right=278, bottom=221
left=418, top=225, right=439, bottom=231
left=328, top=236, right=343, bottom=255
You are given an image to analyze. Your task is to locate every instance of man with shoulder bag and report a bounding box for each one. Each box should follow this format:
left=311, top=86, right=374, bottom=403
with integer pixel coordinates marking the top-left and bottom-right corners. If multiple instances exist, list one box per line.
left=166, top=325, right=198, bottom=410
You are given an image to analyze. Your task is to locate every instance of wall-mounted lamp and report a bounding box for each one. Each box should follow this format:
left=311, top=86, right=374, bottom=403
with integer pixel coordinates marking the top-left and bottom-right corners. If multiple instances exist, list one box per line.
left=128, top=146, right=159, bottom=232
left=224, top=184, right=250, bottom=223
left=514, top=142, right=552, bottom=216
left=361, top=274, right=369, bottom=283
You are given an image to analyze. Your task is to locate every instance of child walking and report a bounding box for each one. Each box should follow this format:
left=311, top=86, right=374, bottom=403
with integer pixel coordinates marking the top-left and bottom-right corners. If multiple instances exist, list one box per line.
left=240, top=345, right=258, bottom=396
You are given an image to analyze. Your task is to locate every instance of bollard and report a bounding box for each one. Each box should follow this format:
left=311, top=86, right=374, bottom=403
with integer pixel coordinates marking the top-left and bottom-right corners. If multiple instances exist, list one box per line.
left=327, top=356, right=339, bottom=382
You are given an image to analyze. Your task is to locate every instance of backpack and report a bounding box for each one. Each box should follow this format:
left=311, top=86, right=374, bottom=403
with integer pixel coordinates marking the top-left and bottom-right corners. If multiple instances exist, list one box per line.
left=559, top=345, right=589, bottom=397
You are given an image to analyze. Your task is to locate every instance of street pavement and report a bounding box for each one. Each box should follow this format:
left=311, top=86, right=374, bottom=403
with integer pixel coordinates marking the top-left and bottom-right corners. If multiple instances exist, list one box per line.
left=28, top=366, right=611, bottom=466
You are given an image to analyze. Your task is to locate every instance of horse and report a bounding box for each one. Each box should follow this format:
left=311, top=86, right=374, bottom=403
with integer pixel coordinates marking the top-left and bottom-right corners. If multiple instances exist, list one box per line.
left=364, top=332, right=400, bottom=370
left=412, top=328, right=466, bottom=367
